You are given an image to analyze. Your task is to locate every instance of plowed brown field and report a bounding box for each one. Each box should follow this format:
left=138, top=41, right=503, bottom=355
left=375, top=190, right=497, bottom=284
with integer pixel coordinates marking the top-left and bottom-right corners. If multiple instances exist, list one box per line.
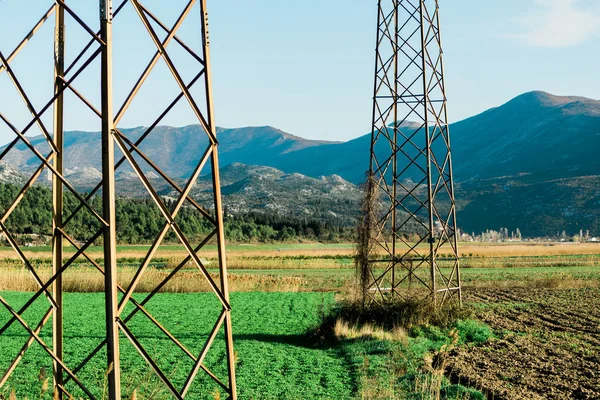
left=448, top=287, right=600, bottom=399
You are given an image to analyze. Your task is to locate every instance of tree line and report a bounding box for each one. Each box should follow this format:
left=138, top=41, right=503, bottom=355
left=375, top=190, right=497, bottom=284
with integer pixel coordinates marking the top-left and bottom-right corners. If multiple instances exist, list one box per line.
left=0, top=183, right=355, bottom=244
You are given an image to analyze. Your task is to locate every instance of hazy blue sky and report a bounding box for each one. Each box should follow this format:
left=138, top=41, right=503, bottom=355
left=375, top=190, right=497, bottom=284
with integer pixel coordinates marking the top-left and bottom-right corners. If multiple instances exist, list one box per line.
left=1, top=0, right=599, bottom=143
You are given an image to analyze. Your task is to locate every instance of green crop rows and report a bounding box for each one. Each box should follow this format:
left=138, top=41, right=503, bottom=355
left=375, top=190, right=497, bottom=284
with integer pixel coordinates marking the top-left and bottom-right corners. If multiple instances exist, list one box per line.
left=0, top=292, right=343, bottom=399
left=0, top=292, right=486, bottom=399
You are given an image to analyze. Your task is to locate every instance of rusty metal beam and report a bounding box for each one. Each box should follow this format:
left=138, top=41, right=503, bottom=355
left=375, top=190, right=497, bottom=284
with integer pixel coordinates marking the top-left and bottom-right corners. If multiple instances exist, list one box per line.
left=0, top=112, right=108, bottom=226
left=202, top=0, right=237, bottom=393
left=52, top=2, right=66, bottom=396
left=100, top=1, right=121, bottom=398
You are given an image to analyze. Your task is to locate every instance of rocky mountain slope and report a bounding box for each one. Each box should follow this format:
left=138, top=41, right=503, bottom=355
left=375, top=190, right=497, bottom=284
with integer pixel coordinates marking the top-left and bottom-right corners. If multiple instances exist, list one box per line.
left=1, top=91, right=599, bottom=236
left=188, top=163, right=360, bottom=225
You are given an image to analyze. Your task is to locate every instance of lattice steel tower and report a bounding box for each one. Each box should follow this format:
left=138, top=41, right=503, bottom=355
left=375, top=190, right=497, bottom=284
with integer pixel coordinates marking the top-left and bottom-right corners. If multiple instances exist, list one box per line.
left=361, top=0, right=461, bottom=304
left=0, top=1, right=236, bottom=398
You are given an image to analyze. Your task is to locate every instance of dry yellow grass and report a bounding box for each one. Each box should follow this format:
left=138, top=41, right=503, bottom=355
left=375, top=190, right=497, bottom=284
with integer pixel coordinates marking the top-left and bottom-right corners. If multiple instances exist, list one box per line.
left=457, top=242, right=600, bottom=257
left=369, top=242, right=600, bottom=258
left=0, top=242, right=598, bottom=262
left=0, top=267, right=304, bottom=293
left=0, top=247, right=354, bottom=262
left=334, top=319, right=407, bottom=343
left=1, top=242, right=599, bottom=294
left=168, top=256, right=347, bottom=270
left=146, top=242, right=600, bottom=258
left=224, top=242, right=600, bottom=259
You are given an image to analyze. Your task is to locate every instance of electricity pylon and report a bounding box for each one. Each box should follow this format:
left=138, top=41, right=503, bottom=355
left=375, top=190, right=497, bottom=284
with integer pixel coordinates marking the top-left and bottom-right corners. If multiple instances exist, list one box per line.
left=360, top=0, right=461, bottom=305
left=0, top=1, right=236, bottom=398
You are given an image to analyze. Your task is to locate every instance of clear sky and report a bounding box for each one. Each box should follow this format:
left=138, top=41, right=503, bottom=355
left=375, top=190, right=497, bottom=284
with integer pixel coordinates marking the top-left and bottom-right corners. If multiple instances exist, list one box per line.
left=1, top=0, right=599, bottom=144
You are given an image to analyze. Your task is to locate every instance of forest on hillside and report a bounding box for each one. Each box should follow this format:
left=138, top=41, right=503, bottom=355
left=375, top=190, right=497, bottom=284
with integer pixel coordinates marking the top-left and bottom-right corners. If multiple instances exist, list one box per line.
left=0, top=183, right=355, bottom=244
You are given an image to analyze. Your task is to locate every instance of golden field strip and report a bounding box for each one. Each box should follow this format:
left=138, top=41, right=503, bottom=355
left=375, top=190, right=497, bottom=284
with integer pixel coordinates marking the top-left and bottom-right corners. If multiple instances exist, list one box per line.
left=0, top=242, right=599, bottom=293
left=2, top=241, right=600, bottom=260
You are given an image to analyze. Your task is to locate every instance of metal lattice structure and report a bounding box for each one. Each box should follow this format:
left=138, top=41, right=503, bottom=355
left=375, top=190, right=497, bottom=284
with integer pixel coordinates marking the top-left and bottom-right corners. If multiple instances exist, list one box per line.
left=362, top=0, right=461, bottom=304
left=0, top=1, right=236, bottom=398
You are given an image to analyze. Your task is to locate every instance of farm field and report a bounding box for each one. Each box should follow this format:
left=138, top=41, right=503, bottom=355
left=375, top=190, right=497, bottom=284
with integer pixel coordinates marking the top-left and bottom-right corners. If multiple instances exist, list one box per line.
left=1, top=292, right=347, bottom=399
left=450, top=287, right=600, bottom=399
left=0, top=292, right=483, bottom=399
left=4, top=241, right=600, bottom=261
left=0, top=241, right=599, bottom=399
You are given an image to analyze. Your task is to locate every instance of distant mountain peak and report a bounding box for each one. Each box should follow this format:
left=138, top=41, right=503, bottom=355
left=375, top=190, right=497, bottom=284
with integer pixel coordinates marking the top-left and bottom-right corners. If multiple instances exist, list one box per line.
left=0, top=90, right=598, bottom=237
left=510, top=91, right=599, bottom=108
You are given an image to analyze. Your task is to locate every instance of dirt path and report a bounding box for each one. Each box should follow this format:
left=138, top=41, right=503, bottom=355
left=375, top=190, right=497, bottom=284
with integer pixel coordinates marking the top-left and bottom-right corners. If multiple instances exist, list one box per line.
left=448, top=287, right=600, bottom=399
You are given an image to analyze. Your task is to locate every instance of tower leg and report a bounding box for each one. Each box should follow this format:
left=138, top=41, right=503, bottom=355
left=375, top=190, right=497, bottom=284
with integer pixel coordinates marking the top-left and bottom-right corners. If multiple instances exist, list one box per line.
left=52, top=2, right=65, bottom=396
left=100, top=1, right=121, bottom=398
left=202, top=1, right=237, bottom=396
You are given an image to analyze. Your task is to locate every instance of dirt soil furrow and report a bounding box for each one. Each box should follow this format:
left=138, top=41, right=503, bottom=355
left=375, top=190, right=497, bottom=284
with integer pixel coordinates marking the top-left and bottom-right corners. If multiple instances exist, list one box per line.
left=449, top=287, right=600, bottom=399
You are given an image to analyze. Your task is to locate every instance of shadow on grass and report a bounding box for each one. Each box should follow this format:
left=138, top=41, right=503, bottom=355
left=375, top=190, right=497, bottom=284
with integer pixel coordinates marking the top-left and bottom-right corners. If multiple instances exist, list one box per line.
left=234, top=333, right=316, bottom=348
left=234, top=332, right=363, bottom=395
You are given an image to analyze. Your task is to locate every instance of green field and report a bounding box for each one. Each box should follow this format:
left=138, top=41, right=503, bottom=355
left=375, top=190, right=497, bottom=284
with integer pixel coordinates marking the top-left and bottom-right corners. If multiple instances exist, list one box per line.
left=7, top=243, right=355, bottom=254
left=1, top=242, right=599, bottom=398
left=0, top=292, right=484, bottom=399
left=218, top=264, right=600, bottom=292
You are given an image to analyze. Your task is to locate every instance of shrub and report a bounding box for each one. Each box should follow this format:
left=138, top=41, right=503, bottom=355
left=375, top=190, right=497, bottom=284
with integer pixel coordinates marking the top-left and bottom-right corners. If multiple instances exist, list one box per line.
left=312, top=298, right=474, bottom=344
left=455, top=319, right=493, bottom=344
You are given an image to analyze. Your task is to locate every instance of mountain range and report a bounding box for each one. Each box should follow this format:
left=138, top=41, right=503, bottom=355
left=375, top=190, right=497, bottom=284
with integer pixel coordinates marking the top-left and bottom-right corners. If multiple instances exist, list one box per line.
left=1, top=91, right=599, bottom=237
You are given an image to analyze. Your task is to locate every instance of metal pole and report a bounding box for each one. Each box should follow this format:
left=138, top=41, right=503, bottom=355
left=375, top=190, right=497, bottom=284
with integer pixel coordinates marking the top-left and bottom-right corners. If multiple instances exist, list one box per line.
left=364, top=0, right=384, bottom=304
left=434, top=0, right=462, bottom=305
left=52, top=1, right=65, bottom=396
left=100, top=0, right=121, bottom=398
left=419, top=0, right=436, bottom=302
left=391, top=0, right=399, bottom=297
left=369, top=0, right=383, bottom=175
left=201, top=1, right=237, bottom=397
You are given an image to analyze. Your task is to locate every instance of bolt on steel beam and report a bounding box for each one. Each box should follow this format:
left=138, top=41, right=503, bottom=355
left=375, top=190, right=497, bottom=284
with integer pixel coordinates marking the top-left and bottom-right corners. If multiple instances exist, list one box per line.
left=0, top=1, right=236, bottom=398
left=359, top=0, right=461, bottom=305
